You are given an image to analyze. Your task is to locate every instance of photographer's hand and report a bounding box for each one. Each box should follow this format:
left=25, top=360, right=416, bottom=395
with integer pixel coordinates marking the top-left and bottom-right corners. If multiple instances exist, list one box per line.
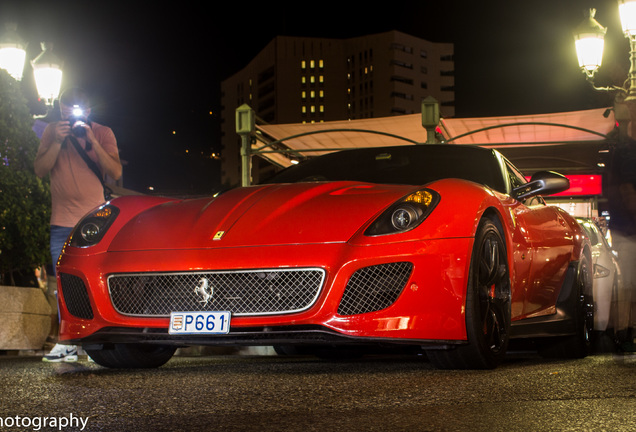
left=34, top=121, right=71, bottom=178
left=54, top=121, right=72, bottom=144
left=81, top=122, right=96, bottom=145
left=83, top=125, right=123, bottom=181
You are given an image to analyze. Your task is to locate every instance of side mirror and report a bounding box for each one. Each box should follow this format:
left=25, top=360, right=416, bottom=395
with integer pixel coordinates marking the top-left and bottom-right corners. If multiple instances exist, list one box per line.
left=512, top=171, right=570, bottom=201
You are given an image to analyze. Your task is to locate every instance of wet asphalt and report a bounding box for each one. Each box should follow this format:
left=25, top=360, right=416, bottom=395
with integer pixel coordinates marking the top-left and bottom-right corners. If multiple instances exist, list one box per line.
left=0, top=350, right=635, bottom=432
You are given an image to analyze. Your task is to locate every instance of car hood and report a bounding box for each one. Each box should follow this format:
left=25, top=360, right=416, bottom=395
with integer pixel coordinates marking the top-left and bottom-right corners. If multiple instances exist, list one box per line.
left=109, top=181, right=417, bottom=251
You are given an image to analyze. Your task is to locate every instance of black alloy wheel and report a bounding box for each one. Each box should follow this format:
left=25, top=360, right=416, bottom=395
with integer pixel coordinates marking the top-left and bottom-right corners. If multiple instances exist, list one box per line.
left=427, top=217, right=511, bottom=369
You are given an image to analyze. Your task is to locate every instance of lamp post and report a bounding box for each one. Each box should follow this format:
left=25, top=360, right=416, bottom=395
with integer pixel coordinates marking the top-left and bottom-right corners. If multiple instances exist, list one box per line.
left=421, top=96, right=440, bottom=144
left=577, top=3, right=636, bottom=346
left=236, top=104, right=255, bottom=187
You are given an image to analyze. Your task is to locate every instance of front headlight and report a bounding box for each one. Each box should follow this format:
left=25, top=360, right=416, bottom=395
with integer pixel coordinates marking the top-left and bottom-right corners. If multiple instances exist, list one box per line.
left=365, top=189, right=440, bottom=236
left=69, top=204, right=120, bottom=247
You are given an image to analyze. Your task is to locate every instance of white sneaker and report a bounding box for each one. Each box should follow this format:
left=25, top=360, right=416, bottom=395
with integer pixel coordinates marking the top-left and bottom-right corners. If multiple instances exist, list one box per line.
left=42, top=344, right=78, bottom=362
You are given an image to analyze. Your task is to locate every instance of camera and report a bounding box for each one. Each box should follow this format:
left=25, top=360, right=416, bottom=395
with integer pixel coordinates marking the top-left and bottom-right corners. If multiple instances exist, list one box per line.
left=68, top=105, right=90, bottom=138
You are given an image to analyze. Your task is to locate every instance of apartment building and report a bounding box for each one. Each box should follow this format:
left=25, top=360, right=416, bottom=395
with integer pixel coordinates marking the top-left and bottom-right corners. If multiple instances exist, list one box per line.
left=220, top=30, right=454, bottom=186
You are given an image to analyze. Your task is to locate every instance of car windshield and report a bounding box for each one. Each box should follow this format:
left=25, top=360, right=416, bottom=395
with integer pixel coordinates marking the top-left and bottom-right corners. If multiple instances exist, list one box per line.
left=264, top=144, right=507, bottom=193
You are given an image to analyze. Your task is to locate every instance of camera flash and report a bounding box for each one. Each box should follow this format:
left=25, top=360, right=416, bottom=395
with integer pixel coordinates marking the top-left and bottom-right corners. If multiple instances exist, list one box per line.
left=72, top=105, right=83, bottom=117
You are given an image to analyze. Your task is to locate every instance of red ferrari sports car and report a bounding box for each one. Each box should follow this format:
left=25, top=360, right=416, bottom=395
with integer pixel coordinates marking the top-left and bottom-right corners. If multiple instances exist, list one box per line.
left=56, top=144, right=593, bottom=369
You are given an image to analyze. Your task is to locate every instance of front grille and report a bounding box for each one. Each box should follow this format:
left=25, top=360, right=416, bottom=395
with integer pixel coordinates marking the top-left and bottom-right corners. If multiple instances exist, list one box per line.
left=108, top=268, right=325, bottom=317
left=59, top=273, right=94, bottom=319
left=337, top=262, right=413, bottom=316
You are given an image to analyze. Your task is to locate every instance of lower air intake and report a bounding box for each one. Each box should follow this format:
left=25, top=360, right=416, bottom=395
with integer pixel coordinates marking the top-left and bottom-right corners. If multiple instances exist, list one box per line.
left=59, top=273, right=94, bottom=319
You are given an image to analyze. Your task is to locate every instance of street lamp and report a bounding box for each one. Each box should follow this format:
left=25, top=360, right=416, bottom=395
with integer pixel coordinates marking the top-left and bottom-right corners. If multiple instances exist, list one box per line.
left=31, top=42, right=63, bottom=107
left=573, top=9, right=607, bottom=80
left=574, top=3, right=636, bottom=100
left=0, top=23, right=27, bottom=81
left=574, top=3, right=636, bottom=138
left=0, top=23, right=64, bottom=111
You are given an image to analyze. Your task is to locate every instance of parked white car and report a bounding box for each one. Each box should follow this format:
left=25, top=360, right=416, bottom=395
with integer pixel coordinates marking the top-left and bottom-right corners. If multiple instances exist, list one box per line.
left=576, top=218, right=622, bottom=333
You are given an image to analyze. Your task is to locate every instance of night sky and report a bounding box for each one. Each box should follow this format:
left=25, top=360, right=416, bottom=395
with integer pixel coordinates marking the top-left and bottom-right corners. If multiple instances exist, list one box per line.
left=1, top=0, right=627, bottom=195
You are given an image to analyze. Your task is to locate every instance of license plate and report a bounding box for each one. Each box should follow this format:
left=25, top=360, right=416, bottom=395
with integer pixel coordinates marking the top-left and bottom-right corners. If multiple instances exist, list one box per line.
left=169, top=311, right=231, bottom=335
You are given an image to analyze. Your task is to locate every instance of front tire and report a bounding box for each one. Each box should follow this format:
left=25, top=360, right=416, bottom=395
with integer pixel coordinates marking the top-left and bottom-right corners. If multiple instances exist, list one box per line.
left=86, top=344, right=176, bottom=369
left=427, top=217, right=511, bottom=369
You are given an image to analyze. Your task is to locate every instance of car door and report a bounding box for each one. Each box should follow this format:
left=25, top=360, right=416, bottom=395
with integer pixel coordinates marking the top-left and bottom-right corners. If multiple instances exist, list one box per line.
left=503, top=162, right=575, bottom=318
left=518, top=204, right=574, bottom=317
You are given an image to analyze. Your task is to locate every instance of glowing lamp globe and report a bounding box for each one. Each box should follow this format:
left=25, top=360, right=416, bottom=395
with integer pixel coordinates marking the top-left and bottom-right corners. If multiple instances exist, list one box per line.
left=0, top=23, right=27, bottom=81
left=31, top=43, right=63, bottom=106
left=619, top=0, right=636, bottom=37
left=573, top=9, right=607, bottom=78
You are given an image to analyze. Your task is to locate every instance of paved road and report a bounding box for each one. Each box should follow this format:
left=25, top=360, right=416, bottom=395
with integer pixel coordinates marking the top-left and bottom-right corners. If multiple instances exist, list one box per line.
left=0, top=350, right=634, bottom=432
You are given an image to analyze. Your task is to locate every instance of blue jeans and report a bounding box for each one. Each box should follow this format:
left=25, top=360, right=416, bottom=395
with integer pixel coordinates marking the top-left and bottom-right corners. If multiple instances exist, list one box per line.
left=50, top=225, right=74, bottom=276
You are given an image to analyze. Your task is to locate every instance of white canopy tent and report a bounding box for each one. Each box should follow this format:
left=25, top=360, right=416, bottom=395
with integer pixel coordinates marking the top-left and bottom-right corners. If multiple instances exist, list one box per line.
left=438, top=108, right=614, bottom=147
left=253, top=107, right=616, bottom=172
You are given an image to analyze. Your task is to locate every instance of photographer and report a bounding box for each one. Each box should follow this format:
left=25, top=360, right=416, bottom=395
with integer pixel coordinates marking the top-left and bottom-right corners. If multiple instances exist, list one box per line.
left=34, top=87, right=122, bottom=362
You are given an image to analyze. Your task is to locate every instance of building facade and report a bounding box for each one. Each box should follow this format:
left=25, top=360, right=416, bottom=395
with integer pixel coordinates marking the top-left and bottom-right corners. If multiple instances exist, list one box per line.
left=220, top=31, right=454, bottom=186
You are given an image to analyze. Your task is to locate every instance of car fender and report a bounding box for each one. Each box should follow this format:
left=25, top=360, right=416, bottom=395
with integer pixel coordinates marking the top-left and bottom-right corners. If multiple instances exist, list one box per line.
left=64, top=195, right=177, bottom=256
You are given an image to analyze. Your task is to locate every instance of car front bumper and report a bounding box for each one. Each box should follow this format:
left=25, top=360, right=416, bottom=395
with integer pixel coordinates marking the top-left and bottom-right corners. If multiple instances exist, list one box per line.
left=57, top=237, right=473, bottom=346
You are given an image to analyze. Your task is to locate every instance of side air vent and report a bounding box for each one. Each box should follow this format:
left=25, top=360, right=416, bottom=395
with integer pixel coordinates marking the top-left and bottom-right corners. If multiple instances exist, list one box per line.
left=337, top=262, right=413, bottom=316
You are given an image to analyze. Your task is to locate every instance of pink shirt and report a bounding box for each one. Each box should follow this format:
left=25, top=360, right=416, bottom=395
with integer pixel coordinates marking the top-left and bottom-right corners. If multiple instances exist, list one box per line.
left=39, top=121, right=118, bottom=227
